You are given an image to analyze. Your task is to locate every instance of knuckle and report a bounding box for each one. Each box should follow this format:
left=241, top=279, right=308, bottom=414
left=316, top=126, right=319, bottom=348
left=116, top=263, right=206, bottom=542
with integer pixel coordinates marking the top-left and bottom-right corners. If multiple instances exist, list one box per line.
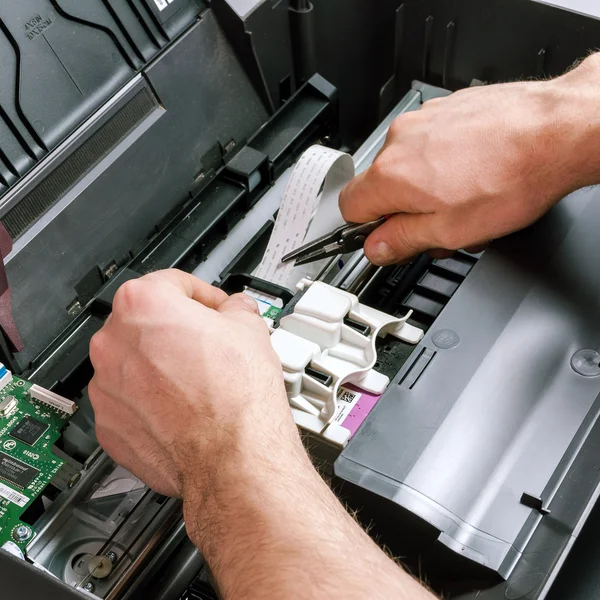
left=87, top=378, right=105, bottom=411
left=88, top=378, right=99, bottom=402
left=421, top=97, right=444, bottom=110
left=94, top=425, right=110, bottom=452
left=388, top=117, right=405, bottom=138
left=388, top=111, right=419, bottom=137
left=112, top=279, right=146, bottom=315
left=144, top=268, right=177, bottom=284
left=231, top=293, right=259, bottom=313
left=369, top=152, right=394, bottom=181
left=155, top=267, right=179, bottom=278
left=89, top=332, right=107, bottom=367
left=87, top=377, right=97, bottom=400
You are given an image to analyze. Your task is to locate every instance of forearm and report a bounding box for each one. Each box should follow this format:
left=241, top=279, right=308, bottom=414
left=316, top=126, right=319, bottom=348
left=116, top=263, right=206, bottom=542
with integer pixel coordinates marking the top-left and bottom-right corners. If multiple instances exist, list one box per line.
left=542, top=53, right=600, bottom=193
left=184, top=435, right=435, bottom=600
left=90, top=270, right=428, bottom=597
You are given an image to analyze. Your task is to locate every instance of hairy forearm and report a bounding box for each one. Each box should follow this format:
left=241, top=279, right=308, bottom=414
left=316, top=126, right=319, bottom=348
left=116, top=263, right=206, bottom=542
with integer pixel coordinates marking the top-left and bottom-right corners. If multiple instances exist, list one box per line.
left=543, top=53, right=600, bottom=192
left=184, top=435, right=435, bottom=600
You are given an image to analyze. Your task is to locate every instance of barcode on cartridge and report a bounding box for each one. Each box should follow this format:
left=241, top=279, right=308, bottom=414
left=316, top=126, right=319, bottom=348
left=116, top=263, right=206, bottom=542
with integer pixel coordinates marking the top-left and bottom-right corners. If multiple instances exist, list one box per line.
left=334, top=387, right=362, bottom=424
left=0, top=482, right=29, bottom=508
left=338, top=389, right=358, bottom=404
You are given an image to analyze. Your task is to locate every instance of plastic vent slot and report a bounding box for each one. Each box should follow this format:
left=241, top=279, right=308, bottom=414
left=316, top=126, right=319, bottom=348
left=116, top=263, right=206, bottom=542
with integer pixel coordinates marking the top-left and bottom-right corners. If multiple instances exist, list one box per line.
left=1, top=87, right=158, bottom=240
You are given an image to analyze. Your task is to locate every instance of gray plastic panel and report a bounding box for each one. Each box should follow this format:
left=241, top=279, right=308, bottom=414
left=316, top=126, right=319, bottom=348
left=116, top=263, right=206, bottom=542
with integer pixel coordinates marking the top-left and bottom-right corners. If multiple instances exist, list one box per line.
left=0, top=0, right=204, bottom=195
left=337, top=184, right=600, bottom=582
left=0, top=550, right=86, bottom=600
left=5, top=10, right=268, bottom=368
left=0, top=1, right=134, bottom=154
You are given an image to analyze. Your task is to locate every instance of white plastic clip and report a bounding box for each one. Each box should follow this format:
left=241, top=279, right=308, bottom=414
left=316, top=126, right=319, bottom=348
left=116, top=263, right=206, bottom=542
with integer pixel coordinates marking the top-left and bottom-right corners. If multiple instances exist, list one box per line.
left=270, top=279, right=424, bottom=445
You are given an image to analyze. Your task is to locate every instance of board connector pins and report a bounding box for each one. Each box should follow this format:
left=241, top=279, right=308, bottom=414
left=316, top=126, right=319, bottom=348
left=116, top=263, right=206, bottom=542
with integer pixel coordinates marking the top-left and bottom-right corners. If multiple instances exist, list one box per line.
left=0, top=363, right=12, bottom=393
left=29, top=385, right=76, bottom=415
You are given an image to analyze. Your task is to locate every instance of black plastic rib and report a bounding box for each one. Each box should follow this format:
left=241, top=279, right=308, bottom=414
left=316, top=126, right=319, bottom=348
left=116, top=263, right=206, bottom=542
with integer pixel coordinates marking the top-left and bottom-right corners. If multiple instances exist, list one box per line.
left=0, top=104, right=37, bottom=161
left=127, top=0, right=162, bottom=48
left=100, top=0, right=147, bottom=62
left=49, top=0, right=138, bottom=70
left=0, top=19, right=48, bottom=152
left=137, top=0, right=169, bottom=40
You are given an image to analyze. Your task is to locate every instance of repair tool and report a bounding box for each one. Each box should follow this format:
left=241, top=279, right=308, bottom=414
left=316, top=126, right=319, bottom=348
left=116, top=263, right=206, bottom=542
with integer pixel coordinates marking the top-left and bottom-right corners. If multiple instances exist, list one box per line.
left=281, top=217, right=387, bottom=266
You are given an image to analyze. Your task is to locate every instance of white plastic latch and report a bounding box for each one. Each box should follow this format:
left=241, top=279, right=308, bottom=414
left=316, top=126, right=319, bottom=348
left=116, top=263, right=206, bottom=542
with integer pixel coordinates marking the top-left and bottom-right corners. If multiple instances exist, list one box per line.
left=270, top=279, right=424, bottom=446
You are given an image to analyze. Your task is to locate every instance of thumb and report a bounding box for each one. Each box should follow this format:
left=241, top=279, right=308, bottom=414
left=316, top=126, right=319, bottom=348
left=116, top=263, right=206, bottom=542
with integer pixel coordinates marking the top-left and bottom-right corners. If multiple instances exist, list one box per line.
left=364, top=213, right=436, bottom=265
left=217, top=293, right=261, bottom=316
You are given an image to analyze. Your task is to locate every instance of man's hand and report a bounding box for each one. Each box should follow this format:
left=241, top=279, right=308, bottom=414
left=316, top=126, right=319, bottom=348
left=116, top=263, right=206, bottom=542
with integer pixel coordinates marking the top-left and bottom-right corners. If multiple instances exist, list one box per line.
left=89, top=269, right=296, bottom=499
left=340, top=54, right=600, bottom=265
left=89, top=269, right=436, bottom=600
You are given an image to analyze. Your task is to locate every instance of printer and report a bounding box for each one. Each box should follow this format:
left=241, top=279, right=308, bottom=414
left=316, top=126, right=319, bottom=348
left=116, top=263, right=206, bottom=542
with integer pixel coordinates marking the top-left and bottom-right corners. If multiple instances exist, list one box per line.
left=1, top=0, right=600, bottom=598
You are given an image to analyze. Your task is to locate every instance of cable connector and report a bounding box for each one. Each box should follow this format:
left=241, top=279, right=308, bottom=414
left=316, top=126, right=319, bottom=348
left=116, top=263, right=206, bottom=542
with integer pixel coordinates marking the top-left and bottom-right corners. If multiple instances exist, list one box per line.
left=29, top=385, right=76, bottom=415
left=0, top=363, right=12, bottom=392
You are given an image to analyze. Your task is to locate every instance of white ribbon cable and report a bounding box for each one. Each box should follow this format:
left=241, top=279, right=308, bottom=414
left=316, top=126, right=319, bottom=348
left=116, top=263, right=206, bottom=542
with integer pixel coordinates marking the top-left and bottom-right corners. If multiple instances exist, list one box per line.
left=254, top=145, right=355, bottom=289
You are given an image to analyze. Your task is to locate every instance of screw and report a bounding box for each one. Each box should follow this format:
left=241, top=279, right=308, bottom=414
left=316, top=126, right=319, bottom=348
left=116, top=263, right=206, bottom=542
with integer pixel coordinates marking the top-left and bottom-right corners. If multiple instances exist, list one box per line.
left=83, top=582, right=95, bottom=593
left=105, top=551, right=117, bottom=564
left=67, top=300, right=83, bottom=318
left=102, top=261, right=119, bottom=280
left=13, top=525, right=32, bottom=541
left=68, top=472, right=81, bottom=488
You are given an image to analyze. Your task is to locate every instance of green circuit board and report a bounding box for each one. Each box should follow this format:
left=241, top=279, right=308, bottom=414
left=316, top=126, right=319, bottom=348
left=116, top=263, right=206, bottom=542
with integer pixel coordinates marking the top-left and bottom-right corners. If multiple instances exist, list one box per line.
left=0, top=374, right=76, bottom=550
left=262, top=305, right=283, bottom=321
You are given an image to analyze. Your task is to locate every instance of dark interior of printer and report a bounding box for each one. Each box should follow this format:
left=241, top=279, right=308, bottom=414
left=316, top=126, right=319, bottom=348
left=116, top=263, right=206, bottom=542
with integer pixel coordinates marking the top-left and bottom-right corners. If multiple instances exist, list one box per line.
left=1, top=1, right=600, bottom=598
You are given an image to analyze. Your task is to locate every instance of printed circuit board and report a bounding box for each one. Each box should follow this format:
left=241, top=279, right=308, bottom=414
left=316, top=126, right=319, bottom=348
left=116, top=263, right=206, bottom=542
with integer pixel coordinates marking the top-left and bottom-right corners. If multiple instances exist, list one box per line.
left=0, top=365, right=76, bottom=551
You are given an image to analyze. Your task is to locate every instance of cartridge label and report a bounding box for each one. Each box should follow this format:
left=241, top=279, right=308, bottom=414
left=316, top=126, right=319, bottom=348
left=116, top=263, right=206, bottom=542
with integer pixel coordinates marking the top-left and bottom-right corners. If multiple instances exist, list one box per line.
left=333, top=387, right=361, bottom=424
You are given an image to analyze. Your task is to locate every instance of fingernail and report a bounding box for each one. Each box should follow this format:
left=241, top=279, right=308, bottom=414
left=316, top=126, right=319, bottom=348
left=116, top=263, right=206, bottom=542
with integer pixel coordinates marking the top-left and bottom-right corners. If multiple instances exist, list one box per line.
left=369, top=242, right=396, bottom=265
left=239, top=294, right=260, bottom=313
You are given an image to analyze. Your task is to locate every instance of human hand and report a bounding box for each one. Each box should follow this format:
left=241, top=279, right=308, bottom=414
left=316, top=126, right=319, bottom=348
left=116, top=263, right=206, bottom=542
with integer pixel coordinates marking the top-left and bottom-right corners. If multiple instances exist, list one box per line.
left=340, top=54, right=600, bottom=265
left=89, top=272, right=437, bottom=600
left=88, top=269, right=298, bottom=500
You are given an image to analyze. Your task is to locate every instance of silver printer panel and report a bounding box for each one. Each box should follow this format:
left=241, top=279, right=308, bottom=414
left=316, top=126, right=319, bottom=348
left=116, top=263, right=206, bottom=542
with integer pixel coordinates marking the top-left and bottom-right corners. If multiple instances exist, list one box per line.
left=337, top=184, right=600, bottom=584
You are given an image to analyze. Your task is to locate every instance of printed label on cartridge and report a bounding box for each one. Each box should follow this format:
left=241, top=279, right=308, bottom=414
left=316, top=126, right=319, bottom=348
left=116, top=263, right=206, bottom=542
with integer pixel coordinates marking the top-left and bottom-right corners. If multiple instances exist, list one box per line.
left=333, top=387, right=362, bottom=424
left=0, top=482, right=29, bottom=508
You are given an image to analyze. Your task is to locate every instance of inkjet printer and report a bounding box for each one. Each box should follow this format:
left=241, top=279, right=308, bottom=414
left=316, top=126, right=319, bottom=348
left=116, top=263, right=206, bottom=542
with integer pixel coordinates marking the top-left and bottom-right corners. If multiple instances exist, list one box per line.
left=0, top=1, right=600, bottom=599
